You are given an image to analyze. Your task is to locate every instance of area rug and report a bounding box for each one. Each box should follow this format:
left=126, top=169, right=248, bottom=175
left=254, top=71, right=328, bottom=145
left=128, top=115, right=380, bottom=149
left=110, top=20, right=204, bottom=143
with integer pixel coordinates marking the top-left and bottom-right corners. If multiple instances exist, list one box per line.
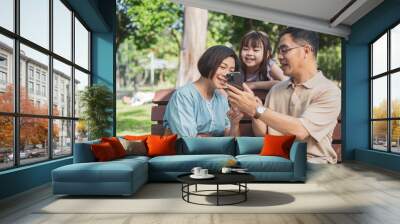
left=37, top=183, right=362, bottom=214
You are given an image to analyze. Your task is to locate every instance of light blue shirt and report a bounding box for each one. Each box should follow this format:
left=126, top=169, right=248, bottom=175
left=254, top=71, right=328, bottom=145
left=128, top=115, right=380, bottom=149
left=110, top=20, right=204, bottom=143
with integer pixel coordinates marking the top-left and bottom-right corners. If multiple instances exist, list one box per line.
left=163, top=83, right=231, bottom=137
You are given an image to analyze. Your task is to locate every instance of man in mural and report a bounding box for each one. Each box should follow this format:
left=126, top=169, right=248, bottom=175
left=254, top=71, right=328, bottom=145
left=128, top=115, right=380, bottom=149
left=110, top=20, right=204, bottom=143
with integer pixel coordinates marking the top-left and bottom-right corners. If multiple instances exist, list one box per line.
left=227, top=27, right=341, bottom=164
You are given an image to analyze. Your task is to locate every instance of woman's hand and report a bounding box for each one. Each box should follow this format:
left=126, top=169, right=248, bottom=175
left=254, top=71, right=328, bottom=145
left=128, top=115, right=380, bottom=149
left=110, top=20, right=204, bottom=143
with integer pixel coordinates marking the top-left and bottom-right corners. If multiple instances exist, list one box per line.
left=227, top=107, right=244, bottom=125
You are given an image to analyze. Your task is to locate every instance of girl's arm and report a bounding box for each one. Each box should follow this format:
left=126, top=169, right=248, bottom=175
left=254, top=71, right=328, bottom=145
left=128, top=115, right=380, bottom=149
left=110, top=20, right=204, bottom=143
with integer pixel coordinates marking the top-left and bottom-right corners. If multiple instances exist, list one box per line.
left=245, top=80, right=280, bottom=90
left=269, top=63, right=287, bottom=81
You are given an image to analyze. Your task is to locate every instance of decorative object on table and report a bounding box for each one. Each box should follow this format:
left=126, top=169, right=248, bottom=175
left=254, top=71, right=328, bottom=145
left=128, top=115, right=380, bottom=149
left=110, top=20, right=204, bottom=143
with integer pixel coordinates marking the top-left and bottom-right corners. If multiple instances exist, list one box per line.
left=222, top=167, right=248, bottom=174
left=190, top=167, right=213, bottom=179
left=225, top=159, right=239, bottom=168
left=79, top=84, right=113, bottom=140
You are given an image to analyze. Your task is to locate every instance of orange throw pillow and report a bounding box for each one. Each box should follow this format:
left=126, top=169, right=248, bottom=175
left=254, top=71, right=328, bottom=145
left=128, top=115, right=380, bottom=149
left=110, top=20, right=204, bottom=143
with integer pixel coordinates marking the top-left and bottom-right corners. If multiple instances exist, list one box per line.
left=124, top=135, right=148, bottom=141
left=91, top=142, right=117, bottom=161
left=259, top=134, right=296, bottom=159
left=101, top=137, right=127, bottom=158
left=146, top=134, right=177, bottom=157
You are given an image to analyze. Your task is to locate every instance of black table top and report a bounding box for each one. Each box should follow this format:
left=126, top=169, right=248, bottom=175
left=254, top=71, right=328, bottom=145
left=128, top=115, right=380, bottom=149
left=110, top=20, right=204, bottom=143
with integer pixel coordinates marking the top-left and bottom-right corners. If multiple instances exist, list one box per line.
left=177, top=172, right=255, bottom=185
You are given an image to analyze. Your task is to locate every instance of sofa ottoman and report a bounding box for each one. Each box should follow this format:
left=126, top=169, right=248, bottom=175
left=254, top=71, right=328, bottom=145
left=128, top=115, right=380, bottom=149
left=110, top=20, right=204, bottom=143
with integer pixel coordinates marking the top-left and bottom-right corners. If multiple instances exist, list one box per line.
left=52, top=156, right=148, bottom=196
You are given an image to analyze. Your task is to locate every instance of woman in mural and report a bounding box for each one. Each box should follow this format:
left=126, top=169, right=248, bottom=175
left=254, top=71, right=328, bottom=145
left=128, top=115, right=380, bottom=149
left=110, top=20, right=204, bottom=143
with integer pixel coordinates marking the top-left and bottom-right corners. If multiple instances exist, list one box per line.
left=163, top=45, right=243, bottom=137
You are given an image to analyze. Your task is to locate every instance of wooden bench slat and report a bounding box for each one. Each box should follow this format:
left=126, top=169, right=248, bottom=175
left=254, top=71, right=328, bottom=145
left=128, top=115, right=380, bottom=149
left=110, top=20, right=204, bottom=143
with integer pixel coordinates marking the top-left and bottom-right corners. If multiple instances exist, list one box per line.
left=151, top=106, right=166, bottom=121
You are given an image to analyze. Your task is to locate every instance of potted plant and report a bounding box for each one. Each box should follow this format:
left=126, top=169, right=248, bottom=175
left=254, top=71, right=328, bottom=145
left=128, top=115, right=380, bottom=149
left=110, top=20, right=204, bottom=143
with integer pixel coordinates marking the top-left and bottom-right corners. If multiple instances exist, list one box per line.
left=79, top=84, right=113, bottom=140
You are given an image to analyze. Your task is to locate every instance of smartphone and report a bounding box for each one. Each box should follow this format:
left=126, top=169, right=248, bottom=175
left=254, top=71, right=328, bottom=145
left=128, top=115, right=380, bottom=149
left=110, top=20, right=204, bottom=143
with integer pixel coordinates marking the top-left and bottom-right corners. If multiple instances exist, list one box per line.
left=226, top=72, right=244, bottom=90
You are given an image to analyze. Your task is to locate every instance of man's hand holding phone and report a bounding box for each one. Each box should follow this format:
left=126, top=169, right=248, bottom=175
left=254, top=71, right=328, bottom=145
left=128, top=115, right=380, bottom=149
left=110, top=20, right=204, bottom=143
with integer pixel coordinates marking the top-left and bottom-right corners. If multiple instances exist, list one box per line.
left=226, top=82, right=260, bottom=117
left=225, top=72, right=244, bottom=91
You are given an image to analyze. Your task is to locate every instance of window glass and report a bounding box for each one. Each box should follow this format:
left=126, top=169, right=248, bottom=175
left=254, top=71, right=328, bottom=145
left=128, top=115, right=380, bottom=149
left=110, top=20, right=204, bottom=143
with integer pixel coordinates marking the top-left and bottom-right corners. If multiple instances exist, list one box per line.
left=0, top=116, right=14, bottom=170
left=372, top=121, right=388, bottom=151
left=372, top=33, right=387, bottom=76
left=53, top=59, right=72, bottom=116
left=391, top=24, right=400, bottom=70
left=53, top=0, right=72, bottom=60
left=74, top=69, right=89, bottom=118
left=20, top=117, right=49, bottom=165
left=372, top=77, right=387, bottom=119
left=20, top=0, right=49, bottom=49
left=20, top=44, right=49, bottom=115
left=391, top=72, right=400, bottom=118
left=75, top=120, right=88, bottom=143
left=74, top=18, right=89, bottom=70
left=0, top=0, right=14, bottom=31
left=391, top=120, right=400, bottom=153
left=53, top=119, right=72, bottom=157
left=0, top=35, right=14, bottom=113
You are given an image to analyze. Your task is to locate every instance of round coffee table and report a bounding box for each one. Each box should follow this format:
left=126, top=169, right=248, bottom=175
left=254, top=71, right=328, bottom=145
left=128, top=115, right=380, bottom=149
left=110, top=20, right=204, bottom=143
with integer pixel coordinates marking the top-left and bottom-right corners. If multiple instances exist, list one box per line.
left=177, top=172, right=255, bottom=206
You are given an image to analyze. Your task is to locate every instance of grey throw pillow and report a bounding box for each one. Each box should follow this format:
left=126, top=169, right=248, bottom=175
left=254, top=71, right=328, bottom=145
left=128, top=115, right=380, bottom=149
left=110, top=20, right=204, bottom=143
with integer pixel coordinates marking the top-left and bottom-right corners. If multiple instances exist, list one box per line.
left=120, top=138, right=147, bottom=156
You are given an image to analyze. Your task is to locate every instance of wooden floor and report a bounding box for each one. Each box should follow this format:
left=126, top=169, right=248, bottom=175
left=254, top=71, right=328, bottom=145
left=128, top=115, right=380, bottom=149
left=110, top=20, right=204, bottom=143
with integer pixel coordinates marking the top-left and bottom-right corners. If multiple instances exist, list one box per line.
left=1, top=162, right=400, bottom=224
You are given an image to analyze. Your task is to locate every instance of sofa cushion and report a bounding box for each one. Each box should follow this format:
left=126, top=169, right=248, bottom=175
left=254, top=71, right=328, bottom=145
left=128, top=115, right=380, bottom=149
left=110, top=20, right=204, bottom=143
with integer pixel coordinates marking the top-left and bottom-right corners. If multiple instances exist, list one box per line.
left=52, top=159, right=147, bottom=183
left=120, top=138, right=147, bottom=156
left=260, top=134, right=296, bottom=159
left=147, top=134, right=177, bottom=157
left=236, top=137, right=263, bottom=155
left=101, top=137, right=127, bottom=158
left=179, top=137, right=235, bottom=155
left=148, top=154, right=235, bottom=172
left=236, top=155, right=293, bottom=172
left=91, top=142, right=118, bottom=161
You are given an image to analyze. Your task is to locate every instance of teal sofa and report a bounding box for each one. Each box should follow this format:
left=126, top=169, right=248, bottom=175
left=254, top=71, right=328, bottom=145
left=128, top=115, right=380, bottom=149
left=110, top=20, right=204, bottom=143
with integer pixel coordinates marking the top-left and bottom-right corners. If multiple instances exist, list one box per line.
left=52, top=137, right=307, bottom=196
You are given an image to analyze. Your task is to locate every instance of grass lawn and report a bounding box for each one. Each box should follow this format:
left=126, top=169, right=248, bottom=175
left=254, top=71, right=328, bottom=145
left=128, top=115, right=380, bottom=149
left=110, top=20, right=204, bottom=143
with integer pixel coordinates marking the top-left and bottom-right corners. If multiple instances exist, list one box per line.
left=116, top=100, right=153, bottom=135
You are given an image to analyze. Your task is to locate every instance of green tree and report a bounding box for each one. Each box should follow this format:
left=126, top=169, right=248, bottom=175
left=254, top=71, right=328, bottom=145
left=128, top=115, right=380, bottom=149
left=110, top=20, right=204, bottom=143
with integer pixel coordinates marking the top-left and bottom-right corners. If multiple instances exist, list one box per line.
left=207, top=11, right=342, bottom=82
left=125, top=0, right=182, bottom=50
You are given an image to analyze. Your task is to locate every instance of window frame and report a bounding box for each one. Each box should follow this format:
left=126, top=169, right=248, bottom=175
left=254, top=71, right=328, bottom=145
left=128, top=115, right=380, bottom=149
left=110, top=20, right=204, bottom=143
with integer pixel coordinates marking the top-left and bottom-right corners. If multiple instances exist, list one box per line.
left=370, top=20, right=400, bottom=154
left=0, top=0, right=92, bottom=171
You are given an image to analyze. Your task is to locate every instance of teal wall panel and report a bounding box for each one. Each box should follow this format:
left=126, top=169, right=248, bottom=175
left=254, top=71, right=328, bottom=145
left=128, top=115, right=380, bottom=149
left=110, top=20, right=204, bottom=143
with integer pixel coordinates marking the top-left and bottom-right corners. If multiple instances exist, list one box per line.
left=344, top=0, right=400, bottom=171
left=0, top=158, right=72, bottom=199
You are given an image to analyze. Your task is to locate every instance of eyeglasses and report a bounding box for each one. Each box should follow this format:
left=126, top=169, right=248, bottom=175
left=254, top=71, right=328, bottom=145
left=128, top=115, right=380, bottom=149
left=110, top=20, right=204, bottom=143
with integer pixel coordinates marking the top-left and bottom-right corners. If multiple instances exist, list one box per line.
left=277, top=46, right=304, bottom=55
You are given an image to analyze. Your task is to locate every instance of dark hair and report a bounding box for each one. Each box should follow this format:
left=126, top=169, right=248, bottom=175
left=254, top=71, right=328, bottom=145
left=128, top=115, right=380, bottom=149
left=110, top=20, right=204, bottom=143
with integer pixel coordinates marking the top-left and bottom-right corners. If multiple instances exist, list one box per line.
left=239, top=31, right=272, bottom=81
left=279, top=27, right=319, bottom=57
left=197, top=45, right=240, bottom=79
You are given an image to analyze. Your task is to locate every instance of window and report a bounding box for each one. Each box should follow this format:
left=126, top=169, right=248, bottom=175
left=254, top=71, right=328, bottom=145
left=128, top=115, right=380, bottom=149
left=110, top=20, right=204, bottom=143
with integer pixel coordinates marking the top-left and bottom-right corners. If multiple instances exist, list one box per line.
left=371, top=23, right=400, bottom=154
left=0, top=35, right=14, bottom=113
left=41, top=73, right=46, bottom=83
left=0, top=55, right=7, bottom=67
left=75, top=17, right=89, bottom=70
left=0, top=0, right=91, bottom=170
left=36, top=83, right=40, bottom=95
left=28, top=67, right=34, bottom=80
left=0, top=71, right=6, bottom=84
left=0, top=54, right=7, bottom=87
left=0, top=0, right=14, bottom=32
left=42, top=85, right=46, bottom=97
left=35, top=70, right=41, bottom=81
left=28, top=81, right=34, bottom=94
left=20, top=0, right=49, bottom=49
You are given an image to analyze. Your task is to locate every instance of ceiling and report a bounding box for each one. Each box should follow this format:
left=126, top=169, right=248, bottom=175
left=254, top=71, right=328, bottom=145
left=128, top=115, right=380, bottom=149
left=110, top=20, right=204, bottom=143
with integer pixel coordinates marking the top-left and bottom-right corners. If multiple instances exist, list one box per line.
left=171, top=0, right=384, bottom=38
